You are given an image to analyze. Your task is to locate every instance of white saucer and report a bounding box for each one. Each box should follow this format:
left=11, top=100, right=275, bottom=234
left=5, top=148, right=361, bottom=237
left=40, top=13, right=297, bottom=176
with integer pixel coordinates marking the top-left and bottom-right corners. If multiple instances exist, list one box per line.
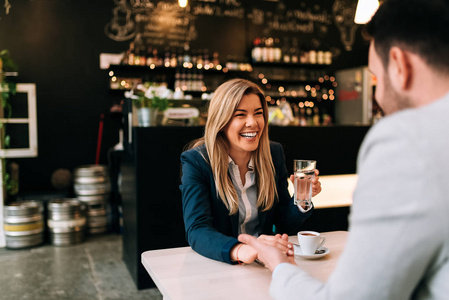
left=294, top=246, right=330, bottom=260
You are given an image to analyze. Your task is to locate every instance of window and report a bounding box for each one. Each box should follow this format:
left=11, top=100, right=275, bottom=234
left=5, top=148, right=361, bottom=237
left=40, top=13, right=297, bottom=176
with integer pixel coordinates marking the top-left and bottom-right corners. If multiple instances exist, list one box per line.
left=0, top=83, right=38, bottom=157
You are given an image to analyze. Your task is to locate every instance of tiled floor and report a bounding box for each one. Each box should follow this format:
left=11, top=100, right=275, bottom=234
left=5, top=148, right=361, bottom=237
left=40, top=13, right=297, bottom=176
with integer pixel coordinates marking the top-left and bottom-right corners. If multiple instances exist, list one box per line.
left=0, top=234, right=162, bottom=300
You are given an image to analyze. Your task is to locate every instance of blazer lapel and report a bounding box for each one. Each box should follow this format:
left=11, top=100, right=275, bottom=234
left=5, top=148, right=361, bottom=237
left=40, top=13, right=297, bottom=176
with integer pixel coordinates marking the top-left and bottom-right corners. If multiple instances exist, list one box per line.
left=230, top=212, right=239, bottom=237
left=258, top=209, right=267, bottom=233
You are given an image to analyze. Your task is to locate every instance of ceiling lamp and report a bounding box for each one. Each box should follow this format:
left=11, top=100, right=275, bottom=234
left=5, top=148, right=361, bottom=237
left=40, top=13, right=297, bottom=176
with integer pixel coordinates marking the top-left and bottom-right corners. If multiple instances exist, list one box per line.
left=179, top=0, right=188, bottom=8
left=354, top=0, right=380, bottom=24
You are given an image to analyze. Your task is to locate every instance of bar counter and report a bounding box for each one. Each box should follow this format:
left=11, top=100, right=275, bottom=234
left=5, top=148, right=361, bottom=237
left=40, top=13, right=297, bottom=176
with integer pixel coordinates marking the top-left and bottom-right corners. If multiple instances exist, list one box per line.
left=120, top=125, right=369, bottom=289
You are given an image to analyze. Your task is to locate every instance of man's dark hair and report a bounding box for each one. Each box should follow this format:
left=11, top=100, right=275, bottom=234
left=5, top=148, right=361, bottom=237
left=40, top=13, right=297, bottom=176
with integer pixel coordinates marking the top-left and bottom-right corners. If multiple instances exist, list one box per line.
left=364, top=0, right=449, bottom=74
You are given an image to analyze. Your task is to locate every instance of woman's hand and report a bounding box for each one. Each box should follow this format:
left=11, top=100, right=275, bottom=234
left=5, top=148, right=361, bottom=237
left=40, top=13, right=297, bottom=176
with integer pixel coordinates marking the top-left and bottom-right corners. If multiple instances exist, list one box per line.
left=257, top=234, right=294, bottom=256
left=239, top=234, right=296, bottom=272
left=290, top=169, right=322, bottom=197
left=231, top=243, right=258, bottom=264
left=311, top=169, right=321, bottom=197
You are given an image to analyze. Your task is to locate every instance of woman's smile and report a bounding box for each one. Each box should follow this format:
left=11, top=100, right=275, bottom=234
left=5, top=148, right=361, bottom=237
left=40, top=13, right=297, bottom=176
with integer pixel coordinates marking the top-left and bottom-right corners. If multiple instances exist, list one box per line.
left=223, top=93, right=265, bottom=158
left=240, top=132, right=258, bottom=139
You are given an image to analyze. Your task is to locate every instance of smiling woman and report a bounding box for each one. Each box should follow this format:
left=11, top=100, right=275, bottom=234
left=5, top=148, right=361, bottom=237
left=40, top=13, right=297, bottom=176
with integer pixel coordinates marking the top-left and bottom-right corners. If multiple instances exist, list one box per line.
left=223, top=94, right=265, bottom=165
left=179, top=78, right=321, bottom=266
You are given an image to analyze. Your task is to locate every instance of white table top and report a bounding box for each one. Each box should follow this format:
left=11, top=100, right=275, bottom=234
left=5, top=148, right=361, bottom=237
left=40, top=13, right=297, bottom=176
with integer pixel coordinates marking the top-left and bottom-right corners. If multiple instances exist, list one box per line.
left=141, top=231, right=348, bottom=300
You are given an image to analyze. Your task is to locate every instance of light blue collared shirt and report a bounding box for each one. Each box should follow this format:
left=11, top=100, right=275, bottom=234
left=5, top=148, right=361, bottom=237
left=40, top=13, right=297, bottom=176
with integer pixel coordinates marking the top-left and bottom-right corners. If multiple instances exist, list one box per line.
left=228, top=156, right=261, bottom=236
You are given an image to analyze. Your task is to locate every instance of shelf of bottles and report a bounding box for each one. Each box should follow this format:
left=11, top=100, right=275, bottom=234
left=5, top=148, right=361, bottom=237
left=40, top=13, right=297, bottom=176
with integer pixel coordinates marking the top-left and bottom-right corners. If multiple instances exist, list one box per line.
left=109, top=42, right=252, bottom=97
left=109, top=36, right=337, bottom=126
left=251, top=37, right=332, bottom=66
left=249, top=36, right=336, bottom=126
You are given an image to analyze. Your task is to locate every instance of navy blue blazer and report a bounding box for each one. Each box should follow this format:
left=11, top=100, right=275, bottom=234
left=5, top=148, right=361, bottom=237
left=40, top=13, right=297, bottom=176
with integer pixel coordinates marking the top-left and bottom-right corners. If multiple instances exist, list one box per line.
left=179, top=141, right=313, bottom=264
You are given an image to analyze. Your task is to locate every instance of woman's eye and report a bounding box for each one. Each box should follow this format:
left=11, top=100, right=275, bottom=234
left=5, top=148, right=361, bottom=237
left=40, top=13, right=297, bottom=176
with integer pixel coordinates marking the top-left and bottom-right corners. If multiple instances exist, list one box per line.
left=235, top=114, right=245, bottom=117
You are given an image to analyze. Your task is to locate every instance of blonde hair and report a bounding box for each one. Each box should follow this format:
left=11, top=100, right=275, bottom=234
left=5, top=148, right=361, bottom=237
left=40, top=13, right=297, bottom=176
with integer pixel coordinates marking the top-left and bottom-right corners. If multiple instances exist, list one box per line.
left=190, top=78, right=277, bottom=215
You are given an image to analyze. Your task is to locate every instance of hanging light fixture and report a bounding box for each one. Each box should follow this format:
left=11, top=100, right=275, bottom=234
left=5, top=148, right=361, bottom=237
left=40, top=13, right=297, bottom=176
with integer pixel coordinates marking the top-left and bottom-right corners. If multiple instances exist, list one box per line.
left=354, top=0, right=380, bottom=24
left=179, top=0, right=188, bottom=8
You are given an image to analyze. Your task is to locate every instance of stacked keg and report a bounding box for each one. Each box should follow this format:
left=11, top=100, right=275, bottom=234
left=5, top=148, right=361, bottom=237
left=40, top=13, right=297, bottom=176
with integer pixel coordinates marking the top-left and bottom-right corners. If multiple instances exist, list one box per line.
left=48, top=199, right=86, bottom=246
left=73, top=165, right=110, bottom=234
left=3, top=201, right=44, bottom=249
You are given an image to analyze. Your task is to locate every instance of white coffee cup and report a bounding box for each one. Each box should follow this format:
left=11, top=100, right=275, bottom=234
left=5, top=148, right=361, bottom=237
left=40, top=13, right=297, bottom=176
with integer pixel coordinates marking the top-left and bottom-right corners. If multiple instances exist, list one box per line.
left=297, top=231, right=326, bottom=255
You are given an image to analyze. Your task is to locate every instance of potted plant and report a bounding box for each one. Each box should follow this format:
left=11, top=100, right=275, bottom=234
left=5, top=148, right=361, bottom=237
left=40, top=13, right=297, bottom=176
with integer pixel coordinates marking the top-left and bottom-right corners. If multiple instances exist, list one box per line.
left=125, top=82, right=171, bottom=126
left=0, top=49, right=19, bottom=198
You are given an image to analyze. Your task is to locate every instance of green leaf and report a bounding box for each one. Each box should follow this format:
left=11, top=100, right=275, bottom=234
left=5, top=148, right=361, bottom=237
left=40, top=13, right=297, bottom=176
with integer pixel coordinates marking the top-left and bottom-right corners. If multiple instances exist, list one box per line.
left=5, top=135, right=10, bottom=148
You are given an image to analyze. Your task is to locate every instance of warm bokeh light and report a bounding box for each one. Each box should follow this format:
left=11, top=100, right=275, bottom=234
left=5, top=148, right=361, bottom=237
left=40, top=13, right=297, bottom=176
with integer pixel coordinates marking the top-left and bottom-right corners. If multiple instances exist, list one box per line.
left=354, top=0, right=379, bottom=24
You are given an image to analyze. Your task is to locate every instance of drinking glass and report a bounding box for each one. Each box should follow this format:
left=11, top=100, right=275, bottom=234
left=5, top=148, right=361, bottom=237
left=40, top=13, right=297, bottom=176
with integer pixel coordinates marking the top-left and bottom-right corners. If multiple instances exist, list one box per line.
left=293, top=160, right=316, bottom=209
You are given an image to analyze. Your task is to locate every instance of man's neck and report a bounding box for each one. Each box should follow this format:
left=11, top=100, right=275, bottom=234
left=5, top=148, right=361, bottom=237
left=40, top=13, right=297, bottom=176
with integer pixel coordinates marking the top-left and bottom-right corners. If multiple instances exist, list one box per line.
left=407, top=56, right=449, bottom=107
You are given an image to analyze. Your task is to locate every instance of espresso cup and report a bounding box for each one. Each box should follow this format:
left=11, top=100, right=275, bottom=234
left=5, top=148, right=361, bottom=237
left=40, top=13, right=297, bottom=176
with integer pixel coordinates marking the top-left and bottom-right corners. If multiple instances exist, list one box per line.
left=297, top=231, right=326, bottom=255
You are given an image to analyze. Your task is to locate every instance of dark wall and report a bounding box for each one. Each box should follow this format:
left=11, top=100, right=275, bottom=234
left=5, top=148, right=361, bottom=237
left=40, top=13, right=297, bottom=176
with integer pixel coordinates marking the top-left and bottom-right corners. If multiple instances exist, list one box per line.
left=0, top=0, right=368, bottom=194
left=0, top=0, right=126, bottom=193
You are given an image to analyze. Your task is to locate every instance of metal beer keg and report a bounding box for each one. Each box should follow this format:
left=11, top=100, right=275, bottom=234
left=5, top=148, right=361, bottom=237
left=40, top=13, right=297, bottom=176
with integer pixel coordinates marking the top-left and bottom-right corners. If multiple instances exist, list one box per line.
left=74, top=165, right=110, bottom=196
left=74, top=165, right=110, bottom=234
left=3, top=200, right=44, bottom=249
left=47, top=199, right=86, bottom=246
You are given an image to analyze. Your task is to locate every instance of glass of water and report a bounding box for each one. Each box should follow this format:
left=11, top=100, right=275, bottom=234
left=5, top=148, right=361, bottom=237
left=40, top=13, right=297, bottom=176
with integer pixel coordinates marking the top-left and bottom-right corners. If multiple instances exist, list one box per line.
left=293, top=160, right=316, bottom=209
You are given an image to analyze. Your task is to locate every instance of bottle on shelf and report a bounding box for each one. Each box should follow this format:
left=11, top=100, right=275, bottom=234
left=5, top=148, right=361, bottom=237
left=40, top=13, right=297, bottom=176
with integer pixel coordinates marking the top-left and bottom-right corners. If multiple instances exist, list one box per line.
left=321, top=108, right=332, bottom=126
left=273, top=37, right=282, bottom=63
left=306, top=107, right=314, bottom=125
left=156, top=48, right=164, bottom=67
left=313, top=107, right=320, bottom=125
left=212, top=51, right=220, bottom=68
left=203, top=49, right=210, bottom=69
left=299, top=107, right=307, bottom=126
left=196, top=49, right=203, bottom=68
left=266, top=37, right=275, bottom=62
left=139, top=44, right=147, bottom=66
left=128, top=42, right=135, bottom=66
left=121, top=46, right=130, bottom=65
left=183, top=43, right=191, bottom=68
left=299, top=44, right=309, bottom=64
left=146, top=46, right=153, bottom=66
left=251, top=37, right=262, bottom=63
left=177, top=47, right=184, bottom=67
left=174, top=71, right=181, bottom=91
left=260, top=37, right=268, bottom=62
left=317, top=50, right=325, bottom=65
left=282, top=37, right=291, bottom=64
left=191, top=49, right=198, bottom=68
left=290, top=38, right=299, bottom=64
left=309, top=45, right=317, bottom=64
left=170, top=48, right=178, bottom=67
left=180, top=70, right=187, bottom=91
left=324, top=48, right=332, bottom=65
left=164, top=47, right=171, bottom=67
left=187, top=70, right=193, bottom=91
left=133, top=33, right=145, bottom=65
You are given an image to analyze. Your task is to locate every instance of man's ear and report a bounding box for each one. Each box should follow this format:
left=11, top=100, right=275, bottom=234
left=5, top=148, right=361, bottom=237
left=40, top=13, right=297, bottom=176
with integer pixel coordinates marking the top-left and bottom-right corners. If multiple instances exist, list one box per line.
left=388, top=47, right=412, bottom=90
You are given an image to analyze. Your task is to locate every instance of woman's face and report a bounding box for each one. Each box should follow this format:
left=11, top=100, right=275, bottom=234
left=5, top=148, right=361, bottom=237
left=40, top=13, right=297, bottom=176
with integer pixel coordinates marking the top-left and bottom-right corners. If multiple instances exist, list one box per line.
left=223, top=93, right=265, bottom=158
